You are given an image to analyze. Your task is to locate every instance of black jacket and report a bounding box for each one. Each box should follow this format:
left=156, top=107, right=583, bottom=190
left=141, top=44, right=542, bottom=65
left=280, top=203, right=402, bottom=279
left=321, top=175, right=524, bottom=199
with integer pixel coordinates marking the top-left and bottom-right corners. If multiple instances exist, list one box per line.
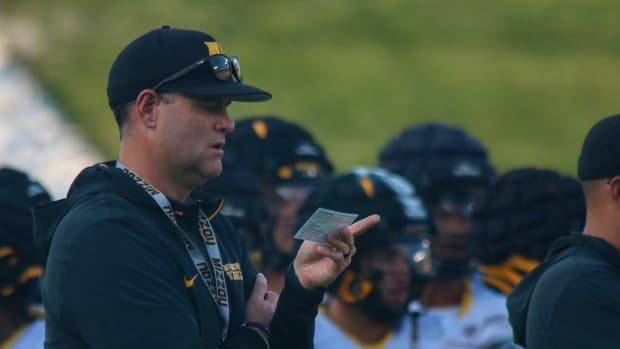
left=507, top=234, right=620, bottom=349
left=36, top=162, right=324, bottom=349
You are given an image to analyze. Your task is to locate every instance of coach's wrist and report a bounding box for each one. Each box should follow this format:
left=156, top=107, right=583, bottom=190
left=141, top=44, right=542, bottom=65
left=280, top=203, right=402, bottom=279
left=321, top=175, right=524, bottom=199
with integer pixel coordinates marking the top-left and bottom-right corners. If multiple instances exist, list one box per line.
left=241, top=322, right=270, bottom=349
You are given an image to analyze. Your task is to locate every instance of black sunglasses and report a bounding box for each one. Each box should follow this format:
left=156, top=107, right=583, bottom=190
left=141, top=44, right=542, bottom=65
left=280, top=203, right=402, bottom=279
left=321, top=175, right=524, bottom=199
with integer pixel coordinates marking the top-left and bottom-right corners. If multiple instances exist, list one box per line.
left=152, top=54, right=242, bottom=91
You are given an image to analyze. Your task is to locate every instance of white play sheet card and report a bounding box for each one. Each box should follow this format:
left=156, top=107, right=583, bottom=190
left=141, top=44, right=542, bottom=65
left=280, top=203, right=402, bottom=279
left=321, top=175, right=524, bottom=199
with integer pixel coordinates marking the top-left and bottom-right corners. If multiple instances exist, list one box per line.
left=294, top=208, right=359, bottom=243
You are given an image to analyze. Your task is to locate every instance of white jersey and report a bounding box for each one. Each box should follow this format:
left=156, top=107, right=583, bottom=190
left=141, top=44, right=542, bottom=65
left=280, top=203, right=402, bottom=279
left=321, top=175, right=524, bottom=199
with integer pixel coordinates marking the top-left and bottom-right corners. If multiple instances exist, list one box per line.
left=413, top=273, right=514, bottom=349
left=1, top=319, right=45, bottom=349
left=314, top=310, right=414, bottom=349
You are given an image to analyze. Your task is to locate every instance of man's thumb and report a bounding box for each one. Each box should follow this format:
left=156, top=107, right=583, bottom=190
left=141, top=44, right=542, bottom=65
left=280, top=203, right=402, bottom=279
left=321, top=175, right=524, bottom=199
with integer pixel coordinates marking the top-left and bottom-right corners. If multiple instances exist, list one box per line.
left=251, top=273, right=268, bottom=300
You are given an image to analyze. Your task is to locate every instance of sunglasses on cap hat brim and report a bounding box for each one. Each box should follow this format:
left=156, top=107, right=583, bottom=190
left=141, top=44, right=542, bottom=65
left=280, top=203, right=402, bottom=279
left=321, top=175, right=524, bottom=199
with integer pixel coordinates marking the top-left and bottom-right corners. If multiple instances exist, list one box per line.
left=152, top=54, right=271, bottom=102
left=153, top=54, right=241, bottom=89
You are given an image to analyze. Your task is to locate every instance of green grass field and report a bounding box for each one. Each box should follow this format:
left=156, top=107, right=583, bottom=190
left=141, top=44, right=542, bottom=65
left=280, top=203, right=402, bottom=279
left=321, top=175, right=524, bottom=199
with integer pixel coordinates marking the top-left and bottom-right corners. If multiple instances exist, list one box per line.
left=3, top=0, right=620, bottom=175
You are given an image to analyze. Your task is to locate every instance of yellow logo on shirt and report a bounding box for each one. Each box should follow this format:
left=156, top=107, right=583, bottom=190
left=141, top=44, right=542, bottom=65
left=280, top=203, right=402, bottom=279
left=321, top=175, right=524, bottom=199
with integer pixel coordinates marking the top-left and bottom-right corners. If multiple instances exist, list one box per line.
left=224, top=263, right=243, bottom=281
left=184, top=274, right=199, bottom=288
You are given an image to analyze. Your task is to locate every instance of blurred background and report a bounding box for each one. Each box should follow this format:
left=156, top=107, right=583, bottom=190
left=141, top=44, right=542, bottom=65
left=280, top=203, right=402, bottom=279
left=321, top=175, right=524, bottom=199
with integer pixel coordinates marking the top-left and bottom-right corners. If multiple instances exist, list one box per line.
left=1, top=0, right=619, bottom=197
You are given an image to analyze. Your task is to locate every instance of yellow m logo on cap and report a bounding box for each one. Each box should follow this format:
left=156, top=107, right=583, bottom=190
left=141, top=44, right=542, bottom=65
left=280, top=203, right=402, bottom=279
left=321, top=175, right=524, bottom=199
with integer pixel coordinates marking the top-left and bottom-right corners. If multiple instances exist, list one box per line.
left=204, top=41, right=223, bottom=55
left=359, top=176, right=375, bottom=197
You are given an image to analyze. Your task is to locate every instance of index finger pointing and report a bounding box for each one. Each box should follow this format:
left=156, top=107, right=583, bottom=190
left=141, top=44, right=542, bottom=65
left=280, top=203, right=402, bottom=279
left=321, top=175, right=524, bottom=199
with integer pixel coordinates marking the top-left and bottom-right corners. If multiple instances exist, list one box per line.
left=346, top=214, right=380, bottom=238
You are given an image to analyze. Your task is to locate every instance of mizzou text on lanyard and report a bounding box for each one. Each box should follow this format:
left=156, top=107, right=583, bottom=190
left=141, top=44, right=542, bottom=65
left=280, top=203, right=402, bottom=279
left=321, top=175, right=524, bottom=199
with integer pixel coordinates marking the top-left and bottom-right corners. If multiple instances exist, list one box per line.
left=115, top=161, right=230, bottom=340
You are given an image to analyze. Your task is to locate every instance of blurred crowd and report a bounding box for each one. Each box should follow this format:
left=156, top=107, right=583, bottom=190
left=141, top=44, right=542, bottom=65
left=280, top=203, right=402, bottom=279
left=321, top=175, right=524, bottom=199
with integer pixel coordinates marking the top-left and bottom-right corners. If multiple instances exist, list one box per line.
left=0, top=114, right=587, bottom=348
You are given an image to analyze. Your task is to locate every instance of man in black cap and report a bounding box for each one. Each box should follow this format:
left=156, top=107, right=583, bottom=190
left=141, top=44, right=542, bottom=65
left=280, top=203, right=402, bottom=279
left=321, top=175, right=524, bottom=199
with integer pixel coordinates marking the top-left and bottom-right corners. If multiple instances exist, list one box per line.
left=36, top=26, right=379, bottom=349
left=507, top=114, right=620, bottom=349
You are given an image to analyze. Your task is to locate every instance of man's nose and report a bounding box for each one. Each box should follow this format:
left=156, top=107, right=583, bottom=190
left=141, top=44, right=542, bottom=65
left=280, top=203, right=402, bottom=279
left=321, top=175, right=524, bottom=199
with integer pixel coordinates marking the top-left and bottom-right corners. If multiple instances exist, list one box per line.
left=216, top=114, right=235, bottom=133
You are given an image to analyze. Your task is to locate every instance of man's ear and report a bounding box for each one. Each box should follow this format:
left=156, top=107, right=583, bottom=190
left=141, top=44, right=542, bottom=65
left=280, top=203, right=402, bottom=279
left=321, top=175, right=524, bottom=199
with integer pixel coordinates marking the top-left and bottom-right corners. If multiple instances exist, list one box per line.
left=135, top=89, right=160, bottom=129
left=608, top=176, right=620, bottom=203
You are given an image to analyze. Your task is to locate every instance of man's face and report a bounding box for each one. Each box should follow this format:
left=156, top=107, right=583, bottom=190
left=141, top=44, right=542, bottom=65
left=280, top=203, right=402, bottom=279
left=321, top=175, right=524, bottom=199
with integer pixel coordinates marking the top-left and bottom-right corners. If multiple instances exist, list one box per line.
left=362, top=244, right=412, bottom=311
left=155, top=94, right=234, bottom=188
left=431, top=203, right=472, bottom=261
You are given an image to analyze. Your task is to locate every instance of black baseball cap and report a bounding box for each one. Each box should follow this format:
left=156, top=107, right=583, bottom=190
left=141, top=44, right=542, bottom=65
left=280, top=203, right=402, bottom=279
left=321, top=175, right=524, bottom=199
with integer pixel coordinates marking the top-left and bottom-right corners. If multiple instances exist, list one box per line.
left=107, top=26, right=271, bottom=107
left=578, top=114, right=620, bottom=180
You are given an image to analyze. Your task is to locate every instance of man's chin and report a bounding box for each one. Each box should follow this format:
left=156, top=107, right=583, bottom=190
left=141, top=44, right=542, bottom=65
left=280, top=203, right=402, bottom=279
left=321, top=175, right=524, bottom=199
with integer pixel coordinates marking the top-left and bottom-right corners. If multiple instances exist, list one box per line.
left=204, top=164, right=224, bottom=179
left=193, top=166, right=223, bottom=189
left=210, top=168, right=223, bottom=178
